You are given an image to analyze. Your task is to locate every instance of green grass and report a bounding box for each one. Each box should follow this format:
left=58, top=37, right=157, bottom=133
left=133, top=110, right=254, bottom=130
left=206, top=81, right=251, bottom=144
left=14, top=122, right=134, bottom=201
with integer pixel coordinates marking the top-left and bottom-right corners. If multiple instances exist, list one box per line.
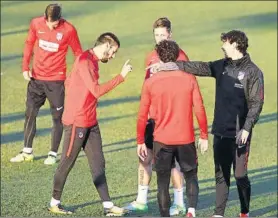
left=1, top=1, right=277, bottom=217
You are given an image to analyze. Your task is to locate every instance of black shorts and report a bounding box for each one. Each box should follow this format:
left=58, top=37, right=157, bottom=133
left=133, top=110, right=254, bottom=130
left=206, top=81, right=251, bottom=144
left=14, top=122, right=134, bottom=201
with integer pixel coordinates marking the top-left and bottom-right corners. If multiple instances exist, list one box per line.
left=26, top=78, right=65, bottom=112
left=153, top=141, right=198, bottom=172
left=144, top=119, right=155, bottom=149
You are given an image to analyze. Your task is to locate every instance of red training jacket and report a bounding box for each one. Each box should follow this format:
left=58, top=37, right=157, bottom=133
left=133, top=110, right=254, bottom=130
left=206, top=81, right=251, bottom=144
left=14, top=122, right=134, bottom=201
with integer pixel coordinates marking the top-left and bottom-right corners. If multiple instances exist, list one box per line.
left=22, top=16, right=82, bottom=81
left=62, top=50, right=124, bottom=128
left=137, top=71, right=208, bottom=145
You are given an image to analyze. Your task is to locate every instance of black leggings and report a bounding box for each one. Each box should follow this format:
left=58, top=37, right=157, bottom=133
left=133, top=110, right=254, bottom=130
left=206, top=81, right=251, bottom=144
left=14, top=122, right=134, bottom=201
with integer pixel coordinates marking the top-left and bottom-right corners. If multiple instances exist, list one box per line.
left=24, top=79, right=64, bottom=153
left=52, top=124, right=110, bottom=202
left=213, top=135, right=251, bottom=216
left=154, top=141, right=199, bottom=217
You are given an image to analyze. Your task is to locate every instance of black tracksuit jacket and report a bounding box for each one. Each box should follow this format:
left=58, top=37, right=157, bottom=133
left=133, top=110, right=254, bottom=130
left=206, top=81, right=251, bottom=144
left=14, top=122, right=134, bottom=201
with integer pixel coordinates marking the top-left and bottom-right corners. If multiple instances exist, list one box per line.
left=176, top=53, right=264, bottom=138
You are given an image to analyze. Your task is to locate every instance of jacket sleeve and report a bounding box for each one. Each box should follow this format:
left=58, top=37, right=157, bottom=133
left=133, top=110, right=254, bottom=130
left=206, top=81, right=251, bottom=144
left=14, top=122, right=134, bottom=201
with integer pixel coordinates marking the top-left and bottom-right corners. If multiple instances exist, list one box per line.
left=78, top=60, right=124, bottom=99
left=192, top=77, right=208, bottom=139
left=69, top=26, right=83, bottom=57
left=22, top=19, right=36, bottom=72
left=176, top=61, right=215, bottom=77
left=137, top=82, right=151, bottom=144
left=243, top=70, right=264, bottom=132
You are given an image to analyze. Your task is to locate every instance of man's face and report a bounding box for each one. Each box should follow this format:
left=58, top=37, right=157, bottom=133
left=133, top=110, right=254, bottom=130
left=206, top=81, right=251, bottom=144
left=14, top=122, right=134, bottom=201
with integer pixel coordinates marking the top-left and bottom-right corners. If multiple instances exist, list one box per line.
left=153, top=27, right=171, bottom=45
left=46, top=18, right=59, bottom=30
left=100, top=43, right=119, bottom=63
left=221, top=40, right=236, bottom=58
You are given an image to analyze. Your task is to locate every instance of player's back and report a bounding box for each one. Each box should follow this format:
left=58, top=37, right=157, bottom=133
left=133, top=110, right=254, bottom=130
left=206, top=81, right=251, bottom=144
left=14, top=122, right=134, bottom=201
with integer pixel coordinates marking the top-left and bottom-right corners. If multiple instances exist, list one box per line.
left=146, top=70, right=197, bottom=145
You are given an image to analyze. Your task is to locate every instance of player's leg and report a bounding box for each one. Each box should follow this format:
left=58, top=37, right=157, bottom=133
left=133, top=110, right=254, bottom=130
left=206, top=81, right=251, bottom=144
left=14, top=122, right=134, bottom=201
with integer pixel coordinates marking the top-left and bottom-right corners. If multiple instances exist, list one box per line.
left=125, top=119, right=154, bottom=212
left=170, top=162, right=186, bottom=216
left=154, top=141, right=175, bottom=217
left=213, top=136, right=234, bottom=217
left=83, top=124, right=128, bottom=217
left=49, top=125, right=88, bottom=214
left=233, top=139, right=251, bottom=217
left=176, top=142, right=198, bottom=217
left=10, top=79, right=46, bottom=163
left=44, top=80, right=65, bottom=165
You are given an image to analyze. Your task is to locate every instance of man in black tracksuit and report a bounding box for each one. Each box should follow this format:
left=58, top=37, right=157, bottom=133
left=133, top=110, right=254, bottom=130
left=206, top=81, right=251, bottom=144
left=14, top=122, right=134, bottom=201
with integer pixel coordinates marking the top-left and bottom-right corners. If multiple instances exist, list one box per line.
left=151, top=30, right=264, bottom=217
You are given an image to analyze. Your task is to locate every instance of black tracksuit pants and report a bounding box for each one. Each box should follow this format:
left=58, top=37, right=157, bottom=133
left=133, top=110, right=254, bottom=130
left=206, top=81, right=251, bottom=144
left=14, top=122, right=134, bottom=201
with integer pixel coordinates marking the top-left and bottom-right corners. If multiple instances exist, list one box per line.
left=52, top=124, right=110, bottom=202
left=213, top=135, right=251, bottom=216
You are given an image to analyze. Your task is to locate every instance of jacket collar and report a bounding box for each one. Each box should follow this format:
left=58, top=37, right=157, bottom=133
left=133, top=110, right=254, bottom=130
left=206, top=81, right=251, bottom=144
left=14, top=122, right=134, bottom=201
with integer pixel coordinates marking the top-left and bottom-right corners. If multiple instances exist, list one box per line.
left=226, top=53, right=251, bottom=67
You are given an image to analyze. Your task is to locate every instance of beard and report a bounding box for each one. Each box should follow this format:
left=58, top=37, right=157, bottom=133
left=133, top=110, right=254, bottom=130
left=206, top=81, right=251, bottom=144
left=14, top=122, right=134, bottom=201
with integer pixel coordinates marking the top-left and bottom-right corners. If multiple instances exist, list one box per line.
left=101, top=50, right=110, bottom=63
left=101, top=59, right=108, bottom=63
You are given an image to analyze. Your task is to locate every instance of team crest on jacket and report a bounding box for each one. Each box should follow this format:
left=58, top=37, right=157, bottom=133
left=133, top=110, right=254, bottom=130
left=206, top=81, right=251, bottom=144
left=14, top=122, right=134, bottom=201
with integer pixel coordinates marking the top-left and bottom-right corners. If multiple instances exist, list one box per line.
left=78, top=132, right=84, bottom=138
left=238, top=71, right=245, bottom=80
left=56, top=32, right=63, bottom=41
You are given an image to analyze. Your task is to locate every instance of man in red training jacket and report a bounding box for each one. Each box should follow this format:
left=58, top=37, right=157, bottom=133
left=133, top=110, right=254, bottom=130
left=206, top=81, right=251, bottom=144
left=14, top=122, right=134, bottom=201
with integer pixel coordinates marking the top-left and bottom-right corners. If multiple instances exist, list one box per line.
left=48, top=32, right=132, bottom=216
left=125, top=17, right=189, bottom=216
left=10, top=3, right=82, bottom=165
left=137, top=40, right=208, bottom=217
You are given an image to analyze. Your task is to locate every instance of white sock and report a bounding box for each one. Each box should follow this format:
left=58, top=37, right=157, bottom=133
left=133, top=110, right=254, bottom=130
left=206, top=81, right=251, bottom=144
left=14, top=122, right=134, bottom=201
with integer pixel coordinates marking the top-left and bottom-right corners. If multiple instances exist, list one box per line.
left=213, top=215, right=223, bottom=217
left=48, top=151, right=57, bottom=157
left=188, top=207, right=196, bottom=217
left=136, top=185, right=149, bottom=204
left=173, top=188, right=184, bottom=207
left=103, top=201, right=114, bottom=209
left=50, top=197, right=60, bottom=207
left=22, top=147, right=33, bottom=154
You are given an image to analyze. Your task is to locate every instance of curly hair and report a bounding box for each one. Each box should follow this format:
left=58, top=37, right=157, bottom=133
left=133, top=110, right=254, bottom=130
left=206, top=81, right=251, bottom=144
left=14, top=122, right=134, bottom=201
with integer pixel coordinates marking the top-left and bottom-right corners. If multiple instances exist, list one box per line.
left=155, top=40, right=180, bottom=63
left=221, top=30, right=248, bottom=54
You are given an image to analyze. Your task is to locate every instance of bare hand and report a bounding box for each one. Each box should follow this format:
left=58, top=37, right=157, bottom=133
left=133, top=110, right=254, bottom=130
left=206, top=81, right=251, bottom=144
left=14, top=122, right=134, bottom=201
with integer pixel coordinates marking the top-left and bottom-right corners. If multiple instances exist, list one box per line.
left=23, top=71, right=32, bottom=81
left=236, top=129, right=250, bottom=145
left=137, top=143, right=148, bottom=161
left=120, top=59, right=133, bottom=78
left=145, top=63, right=160, bottom=74
left=197, top=138, right=208, bottom=155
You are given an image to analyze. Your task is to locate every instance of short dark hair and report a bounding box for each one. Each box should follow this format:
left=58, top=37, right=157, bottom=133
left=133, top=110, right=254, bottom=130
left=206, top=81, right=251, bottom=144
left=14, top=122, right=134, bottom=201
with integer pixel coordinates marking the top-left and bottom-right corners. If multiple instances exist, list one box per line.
left=221, top=30, right=248, bottom=54
left=153, top=17, right=171, bottom=33
left=155, top=40, right=180, bottom=63
left=45, top=4, right=62, bottom=22
left=94, top=32, right=120, bottom=48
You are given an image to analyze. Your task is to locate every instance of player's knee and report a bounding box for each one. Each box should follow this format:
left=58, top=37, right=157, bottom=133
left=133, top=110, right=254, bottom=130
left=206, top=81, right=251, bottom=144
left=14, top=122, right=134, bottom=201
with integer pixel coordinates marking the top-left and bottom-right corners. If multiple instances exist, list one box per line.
left=93, top=170, right=107, bottom=187
left=234, top=169, right=248, bottom=180
left=139, top=155, right=152, bottom=166
left=91, top=159, right=106, bottom=175
left=51, top=107, right=63, bottom=121
left=25, top=106, right=39, bottom=118
left=235, top=176, right=250, bottom=188
left=182, top=168, right=197, bottom=179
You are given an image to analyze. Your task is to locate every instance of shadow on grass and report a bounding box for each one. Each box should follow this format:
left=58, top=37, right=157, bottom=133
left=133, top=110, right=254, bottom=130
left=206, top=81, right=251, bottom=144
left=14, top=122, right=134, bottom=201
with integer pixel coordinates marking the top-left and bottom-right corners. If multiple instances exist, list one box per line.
left=66, top=165, right=277, bottom=217
left=1, top=96, right=139, bottom=125
left=1, top=28, right=29, bottom=37
left=223, top=12, right=277, bottom=30
left=6, top=111, right=275, bottom=161
left=1, top=113, right=136, bottom=145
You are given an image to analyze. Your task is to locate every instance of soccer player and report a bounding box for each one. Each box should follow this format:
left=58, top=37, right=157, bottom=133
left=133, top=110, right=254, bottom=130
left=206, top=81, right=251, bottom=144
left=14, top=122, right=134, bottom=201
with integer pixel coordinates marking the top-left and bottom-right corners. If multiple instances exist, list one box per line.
left=125, top=17, right=189, bottom=216
left=137, top=40, right=208, bottom=217
left=48, top=32, right=132, bottom=217
left=10, top=4, right=82, bottom=165
left=151, top=30, right=265, bottom=217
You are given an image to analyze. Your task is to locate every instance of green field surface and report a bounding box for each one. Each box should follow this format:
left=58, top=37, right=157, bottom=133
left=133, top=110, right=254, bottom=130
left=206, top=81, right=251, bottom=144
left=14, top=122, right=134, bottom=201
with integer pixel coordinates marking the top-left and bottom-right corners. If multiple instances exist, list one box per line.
left=1, top=1, right=277, bottom=217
